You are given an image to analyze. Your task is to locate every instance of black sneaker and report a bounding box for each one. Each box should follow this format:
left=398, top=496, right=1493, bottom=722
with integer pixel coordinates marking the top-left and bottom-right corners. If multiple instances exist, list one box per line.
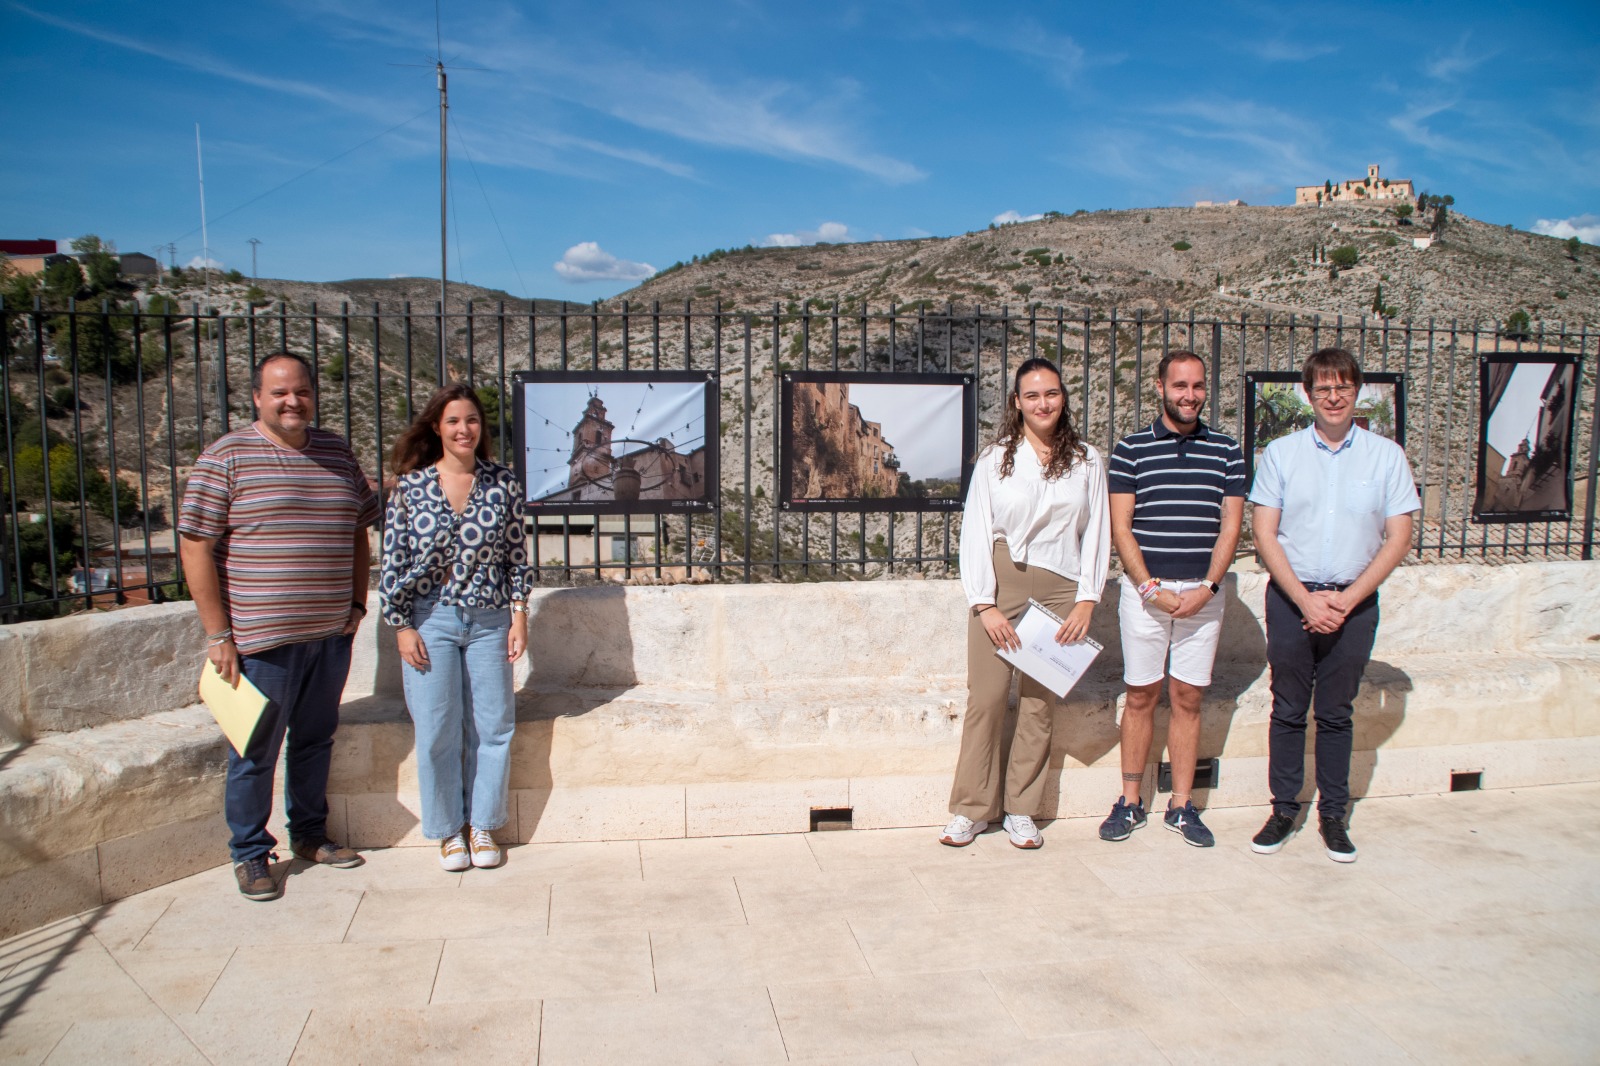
left=234, top=855, right=281, bottom=901
left=1320, top=817, right=1357, bottom=863
left=1164, top=801, right=1215, bottom=847
left=1251, top=812, right=1297, bottom=854
left=1098, top=797, right=1147, bottom=842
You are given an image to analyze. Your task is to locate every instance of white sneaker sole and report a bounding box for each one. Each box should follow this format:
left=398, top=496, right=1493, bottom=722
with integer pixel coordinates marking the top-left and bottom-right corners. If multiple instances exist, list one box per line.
left=440, top=854, right=471, bottom=872
left=470, top=850, right=502, bottom=869
left=938, top=821, right=988, bottom=846
left=1325, top=847, right=1358, bottom=863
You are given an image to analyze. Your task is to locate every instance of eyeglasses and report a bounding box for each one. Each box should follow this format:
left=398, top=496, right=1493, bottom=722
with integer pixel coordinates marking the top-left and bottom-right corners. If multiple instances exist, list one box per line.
left=1310, top=384, right=1358, bottom=399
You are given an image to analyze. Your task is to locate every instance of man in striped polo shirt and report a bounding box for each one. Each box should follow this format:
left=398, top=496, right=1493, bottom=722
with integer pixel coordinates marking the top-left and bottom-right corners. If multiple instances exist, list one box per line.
left=179, top=352, right=380, bottom=901
left=1099, top=350, right=1245, bottom=848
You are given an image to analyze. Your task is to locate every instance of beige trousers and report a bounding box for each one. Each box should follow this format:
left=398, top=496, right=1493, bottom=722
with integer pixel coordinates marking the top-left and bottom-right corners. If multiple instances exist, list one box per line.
left=948, top=542, right=1080, bottom=821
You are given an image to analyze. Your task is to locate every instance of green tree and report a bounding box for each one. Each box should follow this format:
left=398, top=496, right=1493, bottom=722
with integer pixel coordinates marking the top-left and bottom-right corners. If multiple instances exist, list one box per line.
left=1566, top=236, right=1582, bottom=256
left=1328, top=245, right=1359, bottom=269
left=1393, top=203, right=1413, bottom=223
left=41, top=259, right=85, bottom=309
left=2, top=261, right=40, bottom=307
left=8, top=511, right=81, bottom=614
left=1503, top=309, right=1532, bottom=339
left=70, top=235, right=120, bottom=294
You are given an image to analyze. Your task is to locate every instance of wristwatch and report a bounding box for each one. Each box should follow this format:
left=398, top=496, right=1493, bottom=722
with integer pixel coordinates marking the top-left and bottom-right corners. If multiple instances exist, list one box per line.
left=1204, top=581, right=1221, bottom=595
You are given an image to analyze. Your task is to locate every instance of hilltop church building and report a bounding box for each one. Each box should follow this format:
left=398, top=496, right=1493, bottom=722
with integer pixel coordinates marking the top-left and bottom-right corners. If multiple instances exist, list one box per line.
left=1295, top=164, right=1415, bottom=205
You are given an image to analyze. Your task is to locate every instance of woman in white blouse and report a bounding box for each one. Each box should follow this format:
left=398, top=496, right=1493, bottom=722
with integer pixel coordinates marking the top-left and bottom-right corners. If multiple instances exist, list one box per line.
left=940, top=358, right=1110, bottom=849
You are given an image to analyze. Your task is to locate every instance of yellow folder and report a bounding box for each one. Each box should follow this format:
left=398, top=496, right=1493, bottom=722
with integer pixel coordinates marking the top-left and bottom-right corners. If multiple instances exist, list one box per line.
left=198, top=661, right=270, bottom=756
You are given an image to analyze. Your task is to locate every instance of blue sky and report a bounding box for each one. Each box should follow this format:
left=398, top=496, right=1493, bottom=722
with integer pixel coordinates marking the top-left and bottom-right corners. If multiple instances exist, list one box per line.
left=5, top=1, right=1598, bottom=299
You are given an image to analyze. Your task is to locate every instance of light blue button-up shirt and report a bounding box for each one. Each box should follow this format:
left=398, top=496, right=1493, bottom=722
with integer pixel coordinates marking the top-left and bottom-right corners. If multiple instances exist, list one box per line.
left=1248, top=425, right=1419, bottom=585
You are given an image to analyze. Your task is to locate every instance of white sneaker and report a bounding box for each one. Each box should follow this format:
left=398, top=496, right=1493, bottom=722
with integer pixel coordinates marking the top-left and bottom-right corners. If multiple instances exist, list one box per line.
left=1003, top=813, right=1043, bottom=849
left=439, top=830, right=471, bottom=872
left=938, top=814, right=988, bottom=847
left=468, top=826, right=501, bottom=869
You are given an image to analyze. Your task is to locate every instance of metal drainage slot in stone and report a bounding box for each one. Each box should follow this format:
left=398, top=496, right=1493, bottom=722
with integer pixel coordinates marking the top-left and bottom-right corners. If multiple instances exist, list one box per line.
left=809, top=807, right=853, bottom=832
left=1156, top=758, right=1221, bottom=793
left=1451, top=770, right=1484, bottom=792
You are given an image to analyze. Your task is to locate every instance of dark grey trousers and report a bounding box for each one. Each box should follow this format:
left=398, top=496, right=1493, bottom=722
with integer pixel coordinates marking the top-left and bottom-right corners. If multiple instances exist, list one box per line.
left=1264, top=582, right=1379, bottom=821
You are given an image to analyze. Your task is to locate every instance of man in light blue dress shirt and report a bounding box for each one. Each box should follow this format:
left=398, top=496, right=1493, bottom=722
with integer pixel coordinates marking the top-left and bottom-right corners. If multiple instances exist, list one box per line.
left=1246, top=348, right=1419, bottom=862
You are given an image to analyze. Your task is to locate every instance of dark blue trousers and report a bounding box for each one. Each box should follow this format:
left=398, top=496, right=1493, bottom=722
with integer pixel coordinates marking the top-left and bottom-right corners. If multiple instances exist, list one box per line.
left=1265, top=583, right=1379, bottom=822
left=227, top=633, right=353, bottom=862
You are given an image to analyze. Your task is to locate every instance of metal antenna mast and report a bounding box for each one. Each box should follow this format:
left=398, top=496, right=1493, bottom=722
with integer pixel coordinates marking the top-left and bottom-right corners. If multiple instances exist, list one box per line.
left=195, top=124, right=211, bottom=299
left=437, top=57, right=449, bottom=383
left=248, top=238, right=262, bottom=283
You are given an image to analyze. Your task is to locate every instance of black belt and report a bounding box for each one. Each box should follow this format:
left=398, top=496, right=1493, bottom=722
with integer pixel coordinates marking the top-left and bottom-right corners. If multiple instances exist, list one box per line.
left=1301, top=582, right=1350, bottom=593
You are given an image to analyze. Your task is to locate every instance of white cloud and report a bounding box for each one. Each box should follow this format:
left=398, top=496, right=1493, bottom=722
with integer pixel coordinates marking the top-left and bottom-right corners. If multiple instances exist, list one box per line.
left=1533, top=215, right=1600, bottom=245
left=553, top=242, right=656, bottom=283
left=992, top=210, right=1044, bottom=225
left=186, top=256, right=226, bottom=270
left=761, top=221, right=852, bottom=247
left=1240, top=38, right=1339, bottom=62
left=1425, top=35, right=1496, bottom=81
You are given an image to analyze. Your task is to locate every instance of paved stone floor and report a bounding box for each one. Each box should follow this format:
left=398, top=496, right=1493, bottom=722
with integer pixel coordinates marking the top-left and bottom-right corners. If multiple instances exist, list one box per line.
left=2, top=783, right=1598, bottom=1064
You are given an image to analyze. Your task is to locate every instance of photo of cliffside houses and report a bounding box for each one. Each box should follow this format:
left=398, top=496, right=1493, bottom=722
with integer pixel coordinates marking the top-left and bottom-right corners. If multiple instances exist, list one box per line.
left=1244, top=371, right=1405, bottom=478
left=517, top=373, right=716, bottom=514
left=1475, top=355, right=1580, bottom=522
left=782, top=374, right=972, bottom=511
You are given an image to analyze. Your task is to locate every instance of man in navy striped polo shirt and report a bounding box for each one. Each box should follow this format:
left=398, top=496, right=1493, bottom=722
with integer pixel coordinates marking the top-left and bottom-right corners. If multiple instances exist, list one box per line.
left=1099, top=351, right=1245, bottom=848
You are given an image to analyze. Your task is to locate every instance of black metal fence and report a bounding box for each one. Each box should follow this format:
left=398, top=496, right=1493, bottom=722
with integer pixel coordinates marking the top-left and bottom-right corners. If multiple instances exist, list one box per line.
left=2, top=296, right=1595, bottom=619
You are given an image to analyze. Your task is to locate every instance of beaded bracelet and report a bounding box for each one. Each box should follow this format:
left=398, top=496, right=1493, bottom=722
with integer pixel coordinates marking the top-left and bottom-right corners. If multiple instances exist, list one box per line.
left=1137, top=579, right=1162, bottom=603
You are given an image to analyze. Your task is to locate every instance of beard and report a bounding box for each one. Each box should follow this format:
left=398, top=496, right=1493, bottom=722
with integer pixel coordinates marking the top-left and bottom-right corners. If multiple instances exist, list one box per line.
left=1162, top=394, right=1201, bottom=429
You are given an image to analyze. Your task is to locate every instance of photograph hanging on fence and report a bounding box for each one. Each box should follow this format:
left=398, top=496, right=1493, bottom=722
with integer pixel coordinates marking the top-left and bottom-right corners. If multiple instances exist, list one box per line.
left=779, top=371, right=976, bottom=513
left=1243, top=371, right=1407, bottom=479
left=1472, top=353, right=1582, bottom=524
left=514, top=371, right=719, bottom=516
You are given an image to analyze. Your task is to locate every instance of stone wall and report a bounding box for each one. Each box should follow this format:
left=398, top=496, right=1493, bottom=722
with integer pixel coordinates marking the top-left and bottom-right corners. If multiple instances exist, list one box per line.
left=2, top=560, right=1597, bottom=936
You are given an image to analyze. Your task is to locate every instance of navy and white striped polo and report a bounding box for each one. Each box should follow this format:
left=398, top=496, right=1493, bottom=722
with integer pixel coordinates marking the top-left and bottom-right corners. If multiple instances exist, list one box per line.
left=1108, top=419, right=1246, bottom=580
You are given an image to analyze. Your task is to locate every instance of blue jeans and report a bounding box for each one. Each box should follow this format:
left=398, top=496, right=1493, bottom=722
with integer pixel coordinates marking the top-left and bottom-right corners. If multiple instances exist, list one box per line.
left=402, top=597, right=516, bottom=839
left=228, top=632, right=353, bottom=862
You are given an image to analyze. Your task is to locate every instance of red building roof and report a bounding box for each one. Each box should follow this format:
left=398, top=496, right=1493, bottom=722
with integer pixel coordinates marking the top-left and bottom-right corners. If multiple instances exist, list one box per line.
left=0, top=239, right=58, bottom=256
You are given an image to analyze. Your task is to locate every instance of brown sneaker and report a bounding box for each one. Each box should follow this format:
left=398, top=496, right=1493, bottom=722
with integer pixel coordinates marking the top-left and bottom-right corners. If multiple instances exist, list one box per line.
left=291, top=836, right=364, bottom=868
left=234, top=855, right=281, bottom=901
left=468, top=826, right=502, bottom=869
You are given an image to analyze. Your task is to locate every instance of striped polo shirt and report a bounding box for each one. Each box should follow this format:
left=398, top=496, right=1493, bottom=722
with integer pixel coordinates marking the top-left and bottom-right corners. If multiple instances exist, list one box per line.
left=179, top=425, right=380, bottom=654
left=1108, top=419, right=1246, bottom=580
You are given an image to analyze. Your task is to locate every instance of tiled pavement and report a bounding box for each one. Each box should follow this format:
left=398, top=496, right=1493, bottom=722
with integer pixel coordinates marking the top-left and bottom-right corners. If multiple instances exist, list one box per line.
left=2, top=783, right=1598, bottom=1064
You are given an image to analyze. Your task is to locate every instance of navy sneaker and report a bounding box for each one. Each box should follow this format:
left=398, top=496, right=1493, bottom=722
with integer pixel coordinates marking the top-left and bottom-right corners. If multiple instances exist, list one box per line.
left=1098, top=797, right=1147, bottom=842
left=1251, top=812, right=1297, bottom=854
left=1164, top=801, right=1215, bottom=848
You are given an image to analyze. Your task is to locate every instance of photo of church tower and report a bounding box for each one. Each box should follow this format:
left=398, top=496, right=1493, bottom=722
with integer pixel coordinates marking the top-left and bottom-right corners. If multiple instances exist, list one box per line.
left=517, top=373, right=717, bottom=515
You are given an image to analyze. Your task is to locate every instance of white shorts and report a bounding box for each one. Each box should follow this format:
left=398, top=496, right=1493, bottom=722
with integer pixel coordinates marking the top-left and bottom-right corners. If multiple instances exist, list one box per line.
left=1118, top=574, right=1225, bottom=688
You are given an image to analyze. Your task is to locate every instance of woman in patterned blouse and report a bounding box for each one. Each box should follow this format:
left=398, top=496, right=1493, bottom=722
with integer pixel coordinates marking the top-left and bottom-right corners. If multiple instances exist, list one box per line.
left=380, top=384, right=532, bottom=872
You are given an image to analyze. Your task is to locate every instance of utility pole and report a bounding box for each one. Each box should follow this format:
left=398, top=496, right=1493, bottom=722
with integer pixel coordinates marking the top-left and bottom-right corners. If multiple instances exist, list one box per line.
left=247, top=238, right=262, bottom=283
left=165, top=243, right=177, bottom=271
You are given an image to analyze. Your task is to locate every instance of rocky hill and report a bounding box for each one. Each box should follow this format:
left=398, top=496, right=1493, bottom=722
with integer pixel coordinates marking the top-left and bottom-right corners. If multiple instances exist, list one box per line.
left=619, top=203, right=1598, bottom=329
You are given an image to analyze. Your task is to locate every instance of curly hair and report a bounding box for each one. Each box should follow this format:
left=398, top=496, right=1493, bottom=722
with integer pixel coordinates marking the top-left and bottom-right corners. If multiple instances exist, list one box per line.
left=995, top=358, right=1087, bottom=481
left=389, top=383, right=492, bottom=475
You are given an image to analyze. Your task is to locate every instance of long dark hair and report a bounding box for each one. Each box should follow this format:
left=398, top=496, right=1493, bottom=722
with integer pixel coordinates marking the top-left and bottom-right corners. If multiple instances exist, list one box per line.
left=996, top=357, right=1087, bottom=481
left=390, top=383, right=492, bottom=475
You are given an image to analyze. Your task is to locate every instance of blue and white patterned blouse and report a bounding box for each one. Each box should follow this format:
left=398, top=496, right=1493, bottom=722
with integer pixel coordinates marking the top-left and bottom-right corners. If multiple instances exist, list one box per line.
left=379, top=459, right=533, bottom=628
